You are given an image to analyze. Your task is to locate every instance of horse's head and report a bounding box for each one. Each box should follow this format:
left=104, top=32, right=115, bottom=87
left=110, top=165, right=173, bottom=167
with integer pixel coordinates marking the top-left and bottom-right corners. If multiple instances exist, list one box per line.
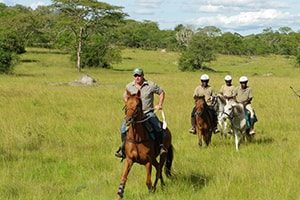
left=221, top=101, right=235, bottom=121
left=221, top=101, right=244, bottom=121
left=124, top=90, right=143, bottom=125
left=212, top=95, right=226, bottom=113
left=194, top=95, right=206, bottom=112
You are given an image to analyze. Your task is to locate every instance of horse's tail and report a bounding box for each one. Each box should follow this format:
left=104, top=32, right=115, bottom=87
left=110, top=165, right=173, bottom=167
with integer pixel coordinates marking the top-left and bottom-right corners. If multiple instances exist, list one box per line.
left=165, top=144, right=173, bottom=177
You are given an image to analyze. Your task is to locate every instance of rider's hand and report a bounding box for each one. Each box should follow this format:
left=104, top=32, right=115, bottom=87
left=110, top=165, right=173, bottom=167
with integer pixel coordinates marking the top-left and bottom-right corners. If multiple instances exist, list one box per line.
left=155, top=104, right=163, bottom=110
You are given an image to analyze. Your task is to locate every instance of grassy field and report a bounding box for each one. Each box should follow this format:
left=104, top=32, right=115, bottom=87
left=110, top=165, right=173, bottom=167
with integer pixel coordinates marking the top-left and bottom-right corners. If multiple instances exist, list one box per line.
left=0, top=48, right=299, bottom=200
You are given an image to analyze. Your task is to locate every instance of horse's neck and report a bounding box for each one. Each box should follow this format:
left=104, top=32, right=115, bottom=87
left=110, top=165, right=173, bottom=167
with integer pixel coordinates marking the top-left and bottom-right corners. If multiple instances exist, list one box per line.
left=216, top=97, right=225, bottom=112
left=196, top=102, right=205, bottom=112
left=127, top=120, right=147, bottom=142
left=232, top=104, right=245, bottom=120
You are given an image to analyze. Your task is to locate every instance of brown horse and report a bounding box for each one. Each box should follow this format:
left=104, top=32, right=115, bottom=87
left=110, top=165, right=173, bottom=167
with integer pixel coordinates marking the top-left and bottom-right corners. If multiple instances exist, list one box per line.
left=194, top=96, right=215, bottom=147
left=117, top=90, right=173, bottom=199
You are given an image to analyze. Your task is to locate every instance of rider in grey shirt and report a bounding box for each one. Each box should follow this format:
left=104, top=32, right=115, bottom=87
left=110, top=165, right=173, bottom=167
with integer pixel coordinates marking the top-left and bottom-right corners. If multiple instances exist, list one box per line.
left=115, top=68, right=167, bottom=158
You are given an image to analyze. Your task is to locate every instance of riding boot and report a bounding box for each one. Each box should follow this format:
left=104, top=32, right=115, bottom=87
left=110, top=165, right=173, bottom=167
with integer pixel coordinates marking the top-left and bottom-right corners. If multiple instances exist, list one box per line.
left=189, top=116, right=196, bottom=134
left=115, top=134, right=126, bottom=158
left=249, top=118, right=256, bottom=135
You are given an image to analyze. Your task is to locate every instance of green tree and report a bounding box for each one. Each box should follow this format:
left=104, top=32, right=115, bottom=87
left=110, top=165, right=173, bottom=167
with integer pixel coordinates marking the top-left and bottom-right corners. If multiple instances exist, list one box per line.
left=178, top=33, right=215, bottom=71
left=197, top=26, right=222, bottom=37
left=79, top=35, right=121, bottom=68
left=118, top=20, right=163, bottom=49
left=217, top=32, right=243, bottom=55
left=176, top=25, right=194, bottom=49
left=53, top=0, right=126, bottom=71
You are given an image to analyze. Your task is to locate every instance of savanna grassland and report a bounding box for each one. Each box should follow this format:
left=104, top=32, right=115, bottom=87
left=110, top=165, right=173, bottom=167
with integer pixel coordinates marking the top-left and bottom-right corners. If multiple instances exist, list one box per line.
left=0, top=48, right=299, bottom=200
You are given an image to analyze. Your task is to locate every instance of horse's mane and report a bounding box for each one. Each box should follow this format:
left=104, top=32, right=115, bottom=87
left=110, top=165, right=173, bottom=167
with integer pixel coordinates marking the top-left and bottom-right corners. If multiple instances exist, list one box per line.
left=194, top=96, right=207, bottom=111
left=194, top=95, right=206, bottom=101
left=217, top=95, right=227, bottom=105
left=232, top=103, right=245, bottom=117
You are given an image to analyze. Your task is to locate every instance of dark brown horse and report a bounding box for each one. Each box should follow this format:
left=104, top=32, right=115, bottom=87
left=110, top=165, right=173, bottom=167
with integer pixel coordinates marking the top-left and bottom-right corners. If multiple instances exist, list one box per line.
left=194, top=96, right=214, bottom=147
left=117, top=90, right=173, bottom=199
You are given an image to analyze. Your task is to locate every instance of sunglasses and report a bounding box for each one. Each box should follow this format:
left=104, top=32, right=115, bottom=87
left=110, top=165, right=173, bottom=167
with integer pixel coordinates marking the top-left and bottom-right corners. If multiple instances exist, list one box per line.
left=134, top=74, right=142, bottom=77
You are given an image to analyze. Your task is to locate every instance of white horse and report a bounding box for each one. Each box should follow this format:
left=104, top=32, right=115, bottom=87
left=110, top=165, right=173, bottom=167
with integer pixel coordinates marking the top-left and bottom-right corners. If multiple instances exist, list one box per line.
left=220, top=101, right=251, bottom=151
left=212, top=95, right=231, bottom=138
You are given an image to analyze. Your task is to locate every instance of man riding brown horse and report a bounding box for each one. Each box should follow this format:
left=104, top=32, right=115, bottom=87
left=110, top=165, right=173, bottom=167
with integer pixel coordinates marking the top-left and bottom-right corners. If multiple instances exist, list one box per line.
left=189, top=74, right=217, bottom=134
left=115, top=68, right=167, bottom=159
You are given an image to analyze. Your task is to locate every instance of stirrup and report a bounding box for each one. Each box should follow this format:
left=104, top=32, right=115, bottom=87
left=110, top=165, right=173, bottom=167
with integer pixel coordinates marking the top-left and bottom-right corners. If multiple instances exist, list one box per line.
left=189, top=127, right=196, bottom=134
left=159, top=145, right=167, bottom=155
left=115, top=148, right=125, bottom=158
left=249, top=129, right=256, bottom=135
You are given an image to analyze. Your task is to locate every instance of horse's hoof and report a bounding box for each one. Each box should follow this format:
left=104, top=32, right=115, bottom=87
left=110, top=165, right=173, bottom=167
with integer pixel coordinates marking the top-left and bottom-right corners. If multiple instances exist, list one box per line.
left=116, top=193, right=123, bottom=200
left=149, top=187, right=156, bottom=193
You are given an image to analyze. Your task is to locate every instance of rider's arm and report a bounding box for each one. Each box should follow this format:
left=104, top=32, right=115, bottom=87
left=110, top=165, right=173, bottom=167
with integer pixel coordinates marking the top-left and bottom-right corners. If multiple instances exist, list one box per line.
left=156, top=91, right=165, bottom=110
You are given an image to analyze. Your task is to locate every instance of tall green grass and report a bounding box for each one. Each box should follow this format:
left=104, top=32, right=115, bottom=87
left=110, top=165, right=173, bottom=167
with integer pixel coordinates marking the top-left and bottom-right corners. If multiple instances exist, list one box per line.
left=0, top=48, right=299, bottom=200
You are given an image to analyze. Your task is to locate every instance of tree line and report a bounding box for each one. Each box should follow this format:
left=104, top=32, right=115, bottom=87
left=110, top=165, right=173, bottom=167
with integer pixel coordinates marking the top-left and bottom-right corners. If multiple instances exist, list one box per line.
left=1, top=1, right=300, bottom=73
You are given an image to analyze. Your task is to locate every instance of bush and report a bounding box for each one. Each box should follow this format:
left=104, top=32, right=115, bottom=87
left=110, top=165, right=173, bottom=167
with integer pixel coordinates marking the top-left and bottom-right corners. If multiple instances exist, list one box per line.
left=80, top=35, right=122, bottom=68
left=178, top=33, right=215, bottom=71
left=0, top=32, right=24, bottom=74
left=296, top=52, right=300, bottom=67
left=0, top=33, right=25, bottom=54
left=0, top=49, right=13, bottom=73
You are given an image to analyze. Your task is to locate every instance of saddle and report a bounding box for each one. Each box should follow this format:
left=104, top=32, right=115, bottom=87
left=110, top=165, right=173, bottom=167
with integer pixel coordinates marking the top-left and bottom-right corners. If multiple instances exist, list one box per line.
left=142, top=119, right=165, bottom=143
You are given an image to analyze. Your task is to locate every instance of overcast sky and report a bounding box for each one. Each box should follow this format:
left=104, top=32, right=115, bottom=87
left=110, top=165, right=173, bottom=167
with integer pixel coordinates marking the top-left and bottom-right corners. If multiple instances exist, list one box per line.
left=1, top=0, right=300, bottom=35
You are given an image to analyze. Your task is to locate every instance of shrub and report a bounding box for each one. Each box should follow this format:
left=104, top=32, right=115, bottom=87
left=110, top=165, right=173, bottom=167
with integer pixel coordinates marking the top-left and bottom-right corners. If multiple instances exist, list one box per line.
left=178, top=33, right=215, bottom=71
left=0, top=33, right=25, bottom=54
left=80, top=35, right=122, bottom=68
left=296, top=52, right=300, bottom=67
left=0, top=48, right=13, bottom=73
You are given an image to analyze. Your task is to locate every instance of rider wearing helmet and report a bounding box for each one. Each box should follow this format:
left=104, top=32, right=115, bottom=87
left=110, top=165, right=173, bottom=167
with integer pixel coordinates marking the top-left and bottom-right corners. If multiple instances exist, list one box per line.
left=115, top=68, right=167, bottom=158
left=219, top=75, right=235, bottom=101
left=235, top=76, right=256, bottom=135
left=189, top=74, right=217, bottom=134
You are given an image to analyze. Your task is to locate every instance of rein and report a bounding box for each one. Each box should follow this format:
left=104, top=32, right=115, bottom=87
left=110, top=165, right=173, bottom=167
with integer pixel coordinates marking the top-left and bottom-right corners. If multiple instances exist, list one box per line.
left=222, top=111, right=233, bottom=120
left=126, top=138, right=150, bottom=144
left=123, top=105, right=151, bottom=144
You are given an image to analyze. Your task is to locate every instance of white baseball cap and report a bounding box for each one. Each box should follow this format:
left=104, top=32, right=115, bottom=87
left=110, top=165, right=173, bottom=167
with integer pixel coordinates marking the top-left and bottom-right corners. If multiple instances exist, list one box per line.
left=239, top=76, right=248, bottom=82
left=200, top=74, right=209, bottom=81
left=224, top=75, right=232, bottom=81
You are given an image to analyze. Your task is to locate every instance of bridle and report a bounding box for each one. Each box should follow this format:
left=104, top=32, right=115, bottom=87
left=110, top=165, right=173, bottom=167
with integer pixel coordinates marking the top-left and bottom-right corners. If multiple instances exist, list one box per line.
left=123, top=104, right=151, bottom=125
left=123, top=103, right=151, bottom=144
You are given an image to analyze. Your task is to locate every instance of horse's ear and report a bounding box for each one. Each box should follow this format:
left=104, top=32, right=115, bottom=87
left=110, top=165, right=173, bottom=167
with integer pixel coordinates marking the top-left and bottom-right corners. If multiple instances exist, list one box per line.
left=136, top=90, right=141, bottom=98
left=126, top=90, right=131, bottom=97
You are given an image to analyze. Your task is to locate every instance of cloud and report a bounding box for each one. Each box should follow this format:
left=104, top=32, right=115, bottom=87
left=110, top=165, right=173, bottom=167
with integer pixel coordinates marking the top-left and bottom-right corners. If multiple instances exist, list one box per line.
left=29, top=1, right=49, bottom=9
left=0, top=0, right=50, bottom=8
left=198, top=4, right=225, bottom=13
left=193, top=9, right=294, bottom=29
left=207, top=0, right=287, bottom=8
left=192, top=0, right=288, bottom=13
left=134, top=9, right=155, bottom=15
left=135, top=0, right=164, bottom=9
left=133, top=0, right=164, bottom=15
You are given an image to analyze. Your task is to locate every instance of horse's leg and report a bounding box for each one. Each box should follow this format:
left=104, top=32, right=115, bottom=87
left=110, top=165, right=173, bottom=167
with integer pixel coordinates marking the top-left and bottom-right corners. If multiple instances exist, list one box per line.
left=145, top=161, right=154, bottom=192
left=205, top=129, right=212, bottom=146
left=203, top=129, right=208, bottom=146
left=198, top=129, right=202, bottom=147
left=117, top=159, right=133, bottom=200
left=152, top=158, right=162, bottom=191
left=234, top=129, right=239, bottom=151
left=159, top=153, right=167, bottom=187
